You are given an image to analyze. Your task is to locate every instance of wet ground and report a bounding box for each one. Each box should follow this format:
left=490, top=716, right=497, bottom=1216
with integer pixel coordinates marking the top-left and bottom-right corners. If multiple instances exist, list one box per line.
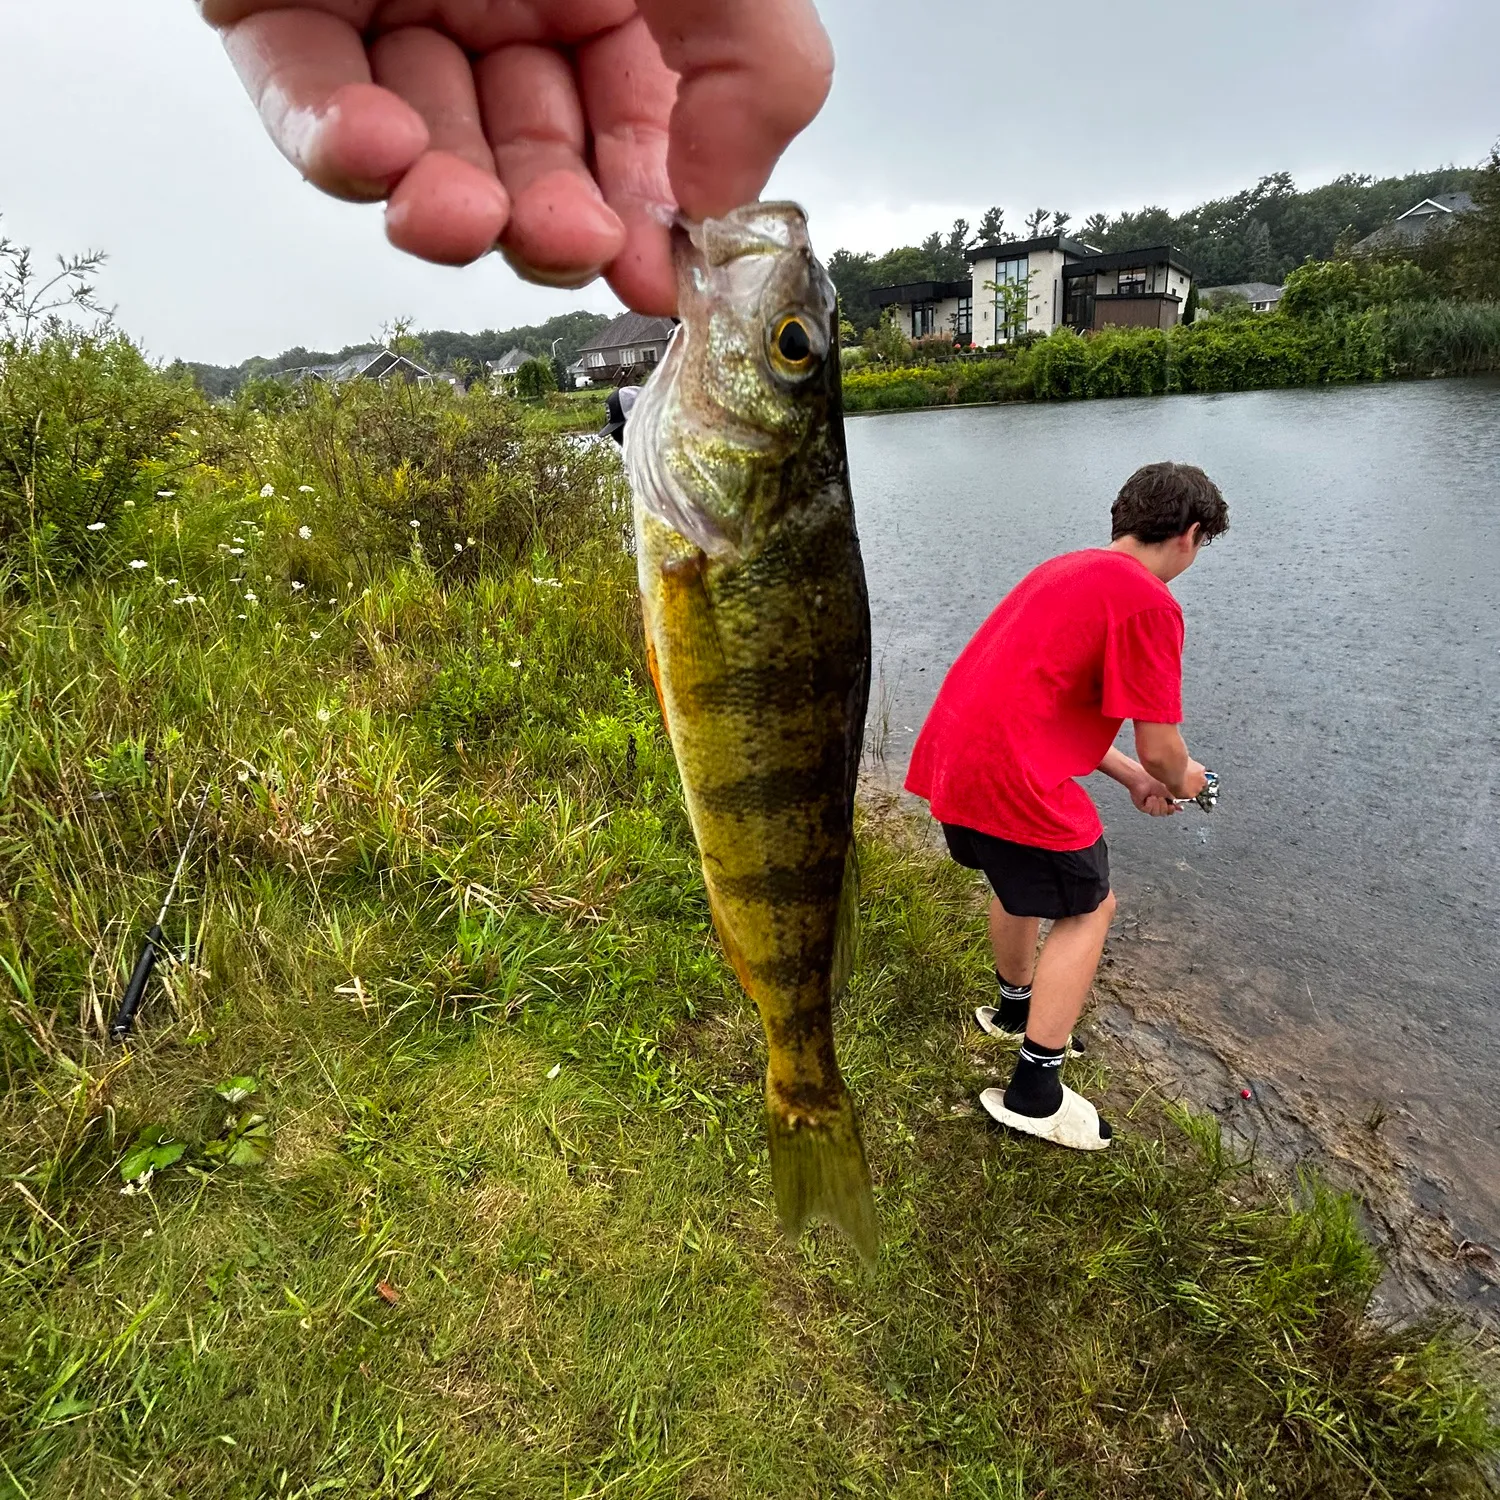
left=848, top=378, right=1500, bottom=1320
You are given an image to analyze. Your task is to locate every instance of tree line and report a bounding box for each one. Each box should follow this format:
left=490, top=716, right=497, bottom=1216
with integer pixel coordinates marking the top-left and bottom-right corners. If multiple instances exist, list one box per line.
left=177, top=309, right=613, bottom=398
left=829, top=163, right=1486, bottom=335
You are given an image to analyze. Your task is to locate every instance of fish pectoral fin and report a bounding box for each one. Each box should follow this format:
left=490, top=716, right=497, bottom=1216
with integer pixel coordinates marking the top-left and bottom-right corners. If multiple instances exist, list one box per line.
left=766, top=1085, right=877, bottom=1264
left=831, top=842, right=859, bottom=1001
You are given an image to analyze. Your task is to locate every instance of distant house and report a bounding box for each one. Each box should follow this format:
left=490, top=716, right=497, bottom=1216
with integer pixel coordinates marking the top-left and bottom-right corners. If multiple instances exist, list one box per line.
left=486, top=347, right=531, bottom=384
left=870, top=236, right=1194, bottom=347
left=290, top=348, right=432, bottom=386
left=1200, top=281, right=1284, bottom=313
left=1353, top=194, right=1478, bottom=254
left=566, top=312, right=676, bottom=387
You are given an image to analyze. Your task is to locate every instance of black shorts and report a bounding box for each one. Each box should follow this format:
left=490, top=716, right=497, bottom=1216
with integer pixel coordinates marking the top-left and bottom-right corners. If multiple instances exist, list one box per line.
left=941, top=823, right=1111, bottom=919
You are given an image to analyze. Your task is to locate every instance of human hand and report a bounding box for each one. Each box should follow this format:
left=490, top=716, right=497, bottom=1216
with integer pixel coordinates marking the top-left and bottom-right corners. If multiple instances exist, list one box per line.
left=1130, top=774, right=1179, bottom=817
left=199, top=1, right=834, bottom=316
left=1175, top=759, right=1209, bottom=801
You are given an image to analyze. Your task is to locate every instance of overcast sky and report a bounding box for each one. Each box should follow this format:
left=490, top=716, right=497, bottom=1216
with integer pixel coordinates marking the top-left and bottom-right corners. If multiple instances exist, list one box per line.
left=2, top=1, right=1495, bottom=366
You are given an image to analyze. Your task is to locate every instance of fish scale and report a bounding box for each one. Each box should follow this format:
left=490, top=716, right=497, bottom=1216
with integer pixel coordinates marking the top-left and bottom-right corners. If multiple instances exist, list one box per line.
left=626, top=203, right=877, bottom=1259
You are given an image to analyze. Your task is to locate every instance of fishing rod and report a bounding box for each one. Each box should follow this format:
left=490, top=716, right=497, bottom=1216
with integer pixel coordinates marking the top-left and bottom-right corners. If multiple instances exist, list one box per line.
left=1170, top=769, right=1220, bottom=813
left=110, top=783, right=211, bottom=1042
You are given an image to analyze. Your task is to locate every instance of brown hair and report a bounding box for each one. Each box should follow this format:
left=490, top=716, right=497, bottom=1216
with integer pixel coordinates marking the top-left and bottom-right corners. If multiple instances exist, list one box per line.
left=1110, top=462, right=1229, bottom=545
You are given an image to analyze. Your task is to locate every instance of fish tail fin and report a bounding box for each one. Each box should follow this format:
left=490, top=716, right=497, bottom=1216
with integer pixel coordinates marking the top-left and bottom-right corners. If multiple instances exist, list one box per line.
left=766, top=1086, right=878, bottom=1264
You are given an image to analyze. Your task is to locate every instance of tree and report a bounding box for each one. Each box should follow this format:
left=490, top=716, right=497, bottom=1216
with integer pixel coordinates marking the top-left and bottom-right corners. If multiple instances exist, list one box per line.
left=0, top=218, right=110, bottom=346
left=983, top=269, right=1034, bottom=343
left=1445, top=141, right=1500, bottom=300
left=972, top=206, right=1007, bottom=246
left=1051, top=211, right=1073, bottom=236
left=1082, top=213, right=1111, bottom=244
left=1182, top=283, right=1199, bottom=324
left=513, top=357, right=557, bottom=400
left=1024, top=207, right=1051, bottom=237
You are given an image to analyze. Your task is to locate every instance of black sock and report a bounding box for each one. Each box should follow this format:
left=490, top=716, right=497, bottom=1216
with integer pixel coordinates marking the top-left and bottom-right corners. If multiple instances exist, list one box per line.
left=995, top=971, right=1032, bottom=1032
left=1003, top=1038, right=1065, bottom=1118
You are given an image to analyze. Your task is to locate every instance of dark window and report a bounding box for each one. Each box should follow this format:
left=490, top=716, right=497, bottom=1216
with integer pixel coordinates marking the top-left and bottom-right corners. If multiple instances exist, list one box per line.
left=1117, top=268, right=1148, bottom=294
left=992, top=256, right=1029, bottom=340
left=911, top=301, right=937, bottom=337
left=953, top=296, right=972, bottom=339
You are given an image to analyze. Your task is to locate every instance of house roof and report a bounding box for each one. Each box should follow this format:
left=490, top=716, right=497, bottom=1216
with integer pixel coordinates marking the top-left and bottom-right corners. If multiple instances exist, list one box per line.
left=1200, top=282, right=1284, bottom=303
left=1397, top=193, right=1477, bottom=220
left=966, top=233, right=1094, bottom=263
left=1354, top=194, right=1479, bottom=253
left=293, top=348, right=431, bottom=384
left=1062, top=245, right=1195, bottom=279
left=576, top=312, right=676, bottom=353
left=867, top=279, right=972, bottom=306
left=487, top=346, right=530, bottom=374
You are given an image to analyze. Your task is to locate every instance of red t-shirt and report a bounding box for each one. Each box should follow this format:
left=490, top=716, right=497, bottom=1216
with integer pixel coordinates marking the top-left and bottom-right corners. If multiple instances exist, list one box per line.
left=905, top=549, right=1184, bottom=851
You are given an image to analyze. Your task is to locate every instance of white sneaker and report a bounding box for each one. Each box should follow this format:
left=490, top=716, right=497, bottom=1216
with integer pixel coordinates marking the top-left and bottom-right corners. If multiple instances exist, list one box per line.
left=974, top=1007, right=1086, bottom=1058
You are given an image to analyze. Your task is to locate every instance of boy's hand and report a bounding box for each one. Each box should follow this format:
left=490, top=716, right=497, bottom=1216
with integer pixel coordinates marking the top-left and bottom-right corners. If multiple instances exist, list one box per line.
left=1129, top=774, right=1179, bottom=817
left=1177, top=759, right=1209, bottom=801
left=198, top=1, right=834, bottom=316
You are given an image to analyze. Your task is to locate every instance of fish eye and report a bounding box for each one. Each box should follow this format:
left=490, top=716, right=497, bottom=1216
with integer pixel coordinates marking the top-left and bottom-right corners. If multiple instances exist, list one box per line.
left=770, top=315, right=819, bottom=376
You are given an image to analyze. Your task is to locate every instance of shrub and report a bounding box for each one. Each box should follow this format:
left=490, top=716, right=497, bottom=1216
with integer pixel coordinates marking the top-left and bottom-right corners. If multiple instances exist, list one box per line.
left=1281, top=257, right=1436, bottom=320
left=202, top=378, right=629, bottom=584
left=908, top=335, right=958, bottom=365
left=0, top=330, right=199, bottom=576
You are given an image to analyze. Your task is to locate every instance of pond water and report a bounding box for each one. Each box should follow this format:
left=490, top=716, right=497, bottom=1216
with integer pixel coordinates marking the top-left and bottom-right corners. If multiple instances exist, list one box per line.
left=847, top=378, right=1500, bottom=1249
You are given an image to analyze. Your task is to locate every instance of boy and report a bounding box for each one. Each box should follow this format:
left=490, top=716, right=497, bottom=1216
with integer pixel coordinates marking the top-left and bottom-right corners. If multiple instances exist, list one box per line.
left=905, top=462, right=1229, bottom=1150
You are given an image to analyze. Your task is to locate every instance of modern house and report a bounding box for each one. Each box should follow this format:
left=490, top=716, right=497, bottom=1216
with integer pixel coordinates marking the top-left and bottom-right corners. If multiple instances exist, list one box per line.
left=566, top=312, right=676, bottom=387
left=872, top=236, right=1194, bottom=346
left=1199, top=281, right=1284, bottom=313
left=291, top=348, right=433, bottom=385
left=1354, top=194, right=1478, bottom=254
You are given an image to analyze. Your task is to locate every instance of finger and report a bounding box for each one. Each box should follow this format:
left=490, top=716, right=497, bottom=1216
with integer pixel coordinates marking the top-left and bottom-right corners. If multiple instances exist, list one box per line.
left=370, top=27, right=510, bottom=262
left=217, top=8, right=429, bottom=200
left=635, top=0, right=834, bottom=219
left=475, top=44, right=626, bottom=287
left=576, top=16, right=680, bottom=315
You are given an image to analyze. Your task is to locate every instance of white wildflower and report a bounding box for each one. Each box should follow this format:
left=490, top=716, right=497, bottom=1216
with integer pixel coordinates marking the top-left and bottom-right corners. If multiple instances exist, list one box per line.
left=454, top=542, right=463, bottom=552
left=316, top=707, right=331, bottom=723
left=310, top=631, right=322, bottom=642
left=129, top=559, right=148, bottom=570
left=123, top=499, right=136, bottom=508
left=87, top=522, right=105, bottom=532
left=244, top=591, right=258, bottom=603
left=299, top=823, right=315, bottom=837
left=173, top=595, right=201, bottom=605
left=508, top=659, right=522, bottom=669
left=298, top=525, right=312, bottom=541
left=229, top=547, right=244, bottom=556
left=409, top=519, right=420, bottom=529
left=236, top=613, right=246, bottom=619
left=291, top=581, right=305, bottom=591
left=164, top=577, right=179, bottom=586
left=532, top=577, right=562, bottom=588
left=233, top=536, right=245, bottom=544
left=298, top=485, right=315, bottom=494
left=236, top=768, right=251, bottom=783
left=260, top=483, right=275, bottom=498
left=466, top=536, right=476, bottom=545
left=156, top=490, right=175, bottom=498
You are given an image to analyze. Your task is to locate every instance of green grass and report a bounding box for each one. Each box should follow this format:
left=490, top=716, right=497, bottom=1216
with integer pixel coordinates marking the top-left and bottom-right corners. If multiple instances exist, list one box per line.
left=0, top=403, right=1495, bottom=1497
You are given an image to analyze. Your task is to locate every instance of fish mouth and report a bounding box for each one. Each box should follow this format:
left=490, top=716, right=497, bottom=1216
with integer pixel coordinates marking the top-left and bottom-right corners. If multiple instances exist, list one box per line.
left=676, top=203, right=813, bottom=269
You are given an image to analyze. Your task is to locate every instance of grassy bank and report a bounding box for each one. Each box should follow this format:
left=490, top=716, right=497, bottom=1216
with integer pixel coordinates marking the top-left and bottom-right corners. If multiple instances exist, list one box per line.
left=843, top=300, right=1500, bottom=414
left=0, top=370, right=1496, bottom=1497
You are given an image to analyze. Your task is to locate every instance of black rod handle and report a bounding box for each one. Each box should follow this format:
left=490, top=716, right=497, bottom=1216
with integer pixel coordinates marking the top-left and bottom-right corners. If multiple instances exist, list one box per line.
left=110, top=925, right=164, bottom=1042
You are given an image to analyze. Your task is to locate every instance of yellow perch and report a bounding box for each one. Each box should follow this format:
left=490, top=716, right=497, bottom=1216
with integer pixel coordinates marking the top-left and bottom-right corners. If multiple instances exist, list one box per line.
left=624, top=203, right=876, bottom=1260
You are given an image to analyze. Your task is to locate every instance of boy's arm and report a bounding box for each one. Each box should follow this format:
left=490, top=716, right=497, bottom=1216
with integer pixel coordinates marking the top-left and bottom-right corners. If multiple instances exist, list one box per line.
left=1098, top=746, right=1178, bottom=817
left=1132, top=722, right=1208, bottom=801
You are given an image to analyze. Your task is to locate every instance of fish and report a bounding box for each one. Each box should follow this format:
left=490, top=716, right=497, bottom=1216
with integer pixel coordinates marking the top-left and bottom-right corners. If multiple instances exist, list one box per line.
left=624, top=203, right=876, bottom=1261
